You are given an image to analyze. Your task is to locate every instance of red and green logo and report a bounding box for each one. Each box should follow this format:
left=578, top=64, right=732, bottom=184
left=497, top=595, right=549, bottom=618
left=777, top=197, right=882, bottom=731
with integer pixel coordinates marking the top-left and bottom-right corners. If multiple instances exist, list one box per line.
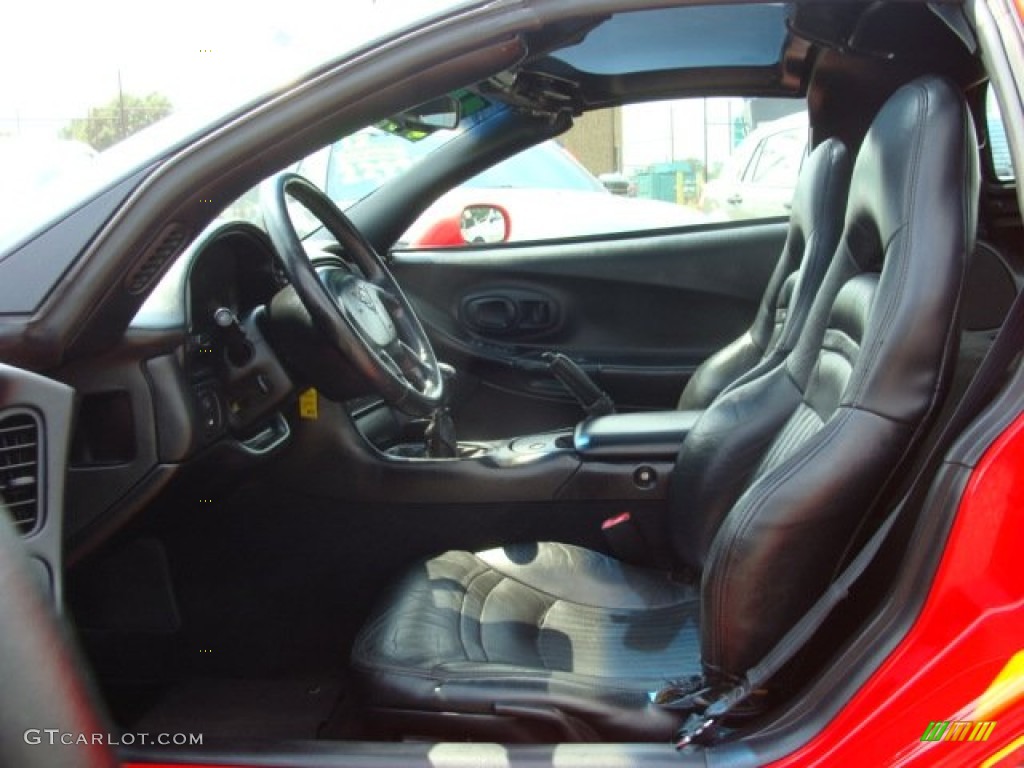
left=921, top=721, right=997, bottom=742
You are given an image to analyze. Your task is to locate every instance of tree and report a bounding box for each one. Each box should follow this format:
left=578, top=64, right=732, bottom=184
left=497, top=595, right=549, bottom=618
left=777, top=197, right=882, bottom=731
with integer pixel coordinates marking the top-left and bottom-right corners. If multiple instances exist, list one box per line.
left=60, top=92, right=173, bottom=151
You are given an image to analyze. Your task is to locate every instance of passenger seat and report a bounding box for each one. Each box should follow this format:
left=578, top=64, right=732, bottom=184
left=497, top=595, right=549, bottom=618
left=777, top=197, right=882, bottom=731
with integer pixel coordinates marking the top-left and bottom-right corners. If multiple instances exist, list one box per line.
left=678, top=136, right=851, bottom=409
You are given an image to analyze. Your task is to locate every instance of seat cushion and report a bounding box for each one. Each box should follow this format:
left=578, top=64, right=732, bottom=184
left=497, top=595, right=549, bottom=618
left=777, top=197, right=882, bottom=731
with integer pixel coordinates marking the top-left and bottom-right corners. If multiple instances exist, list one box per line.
left=352, top=542, right=698, bottom=740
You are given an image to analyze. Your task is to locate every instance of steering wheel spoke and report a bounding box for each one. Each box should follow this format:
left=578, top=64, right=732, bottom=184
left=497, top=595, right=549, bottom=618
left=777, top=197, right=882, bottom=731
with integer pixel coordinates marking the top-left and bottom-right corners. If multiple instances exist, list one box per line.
left=391, top=340, right=433, bottom=392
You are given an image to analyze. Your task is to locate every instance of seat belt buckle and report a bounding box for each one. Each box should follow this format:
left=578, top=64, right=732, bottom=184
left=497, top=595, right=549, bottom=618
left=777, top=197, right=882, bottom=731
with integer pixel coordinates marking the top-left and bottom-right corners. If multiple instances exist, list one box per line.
left=655, top=677, right=752, bottom=750
left=601, top=511, right=649, bottom=565
left=674, top=711, right=722, bottom=750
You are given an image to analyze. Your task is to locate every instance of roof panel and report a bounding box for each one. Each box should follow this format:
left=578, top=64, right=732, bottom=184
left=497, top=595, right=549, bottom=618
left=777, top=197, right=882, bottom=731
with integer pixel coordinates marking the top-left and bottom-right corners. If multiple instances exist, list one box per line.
left=552, top=4, right=790, bottom=76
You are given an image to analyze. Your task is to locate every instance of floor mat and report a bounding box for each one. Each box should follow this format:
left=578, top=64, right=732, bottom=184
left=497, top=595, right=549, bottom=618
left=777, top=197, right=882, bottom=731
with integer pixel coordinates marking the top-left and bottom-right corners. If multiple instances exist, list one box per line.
left=131, top=676, right=342, bottom=744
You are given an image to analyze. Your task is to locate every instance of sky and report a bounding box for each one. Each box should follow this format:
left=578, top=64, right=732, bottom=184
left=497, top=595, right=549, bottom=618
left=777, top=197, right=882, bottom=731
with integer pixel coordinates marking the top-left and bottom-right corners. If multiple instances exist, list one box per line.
left=0, top=0, right=464, bottom=139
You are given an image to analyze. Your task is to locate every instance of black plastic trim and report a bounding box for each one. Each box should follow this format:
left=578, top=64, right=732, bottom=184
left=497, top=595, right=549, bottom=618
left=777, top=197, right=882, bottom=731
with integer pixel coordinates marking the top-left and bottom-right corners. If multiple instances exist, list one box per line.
left=0, top=364, right=75, bottom=610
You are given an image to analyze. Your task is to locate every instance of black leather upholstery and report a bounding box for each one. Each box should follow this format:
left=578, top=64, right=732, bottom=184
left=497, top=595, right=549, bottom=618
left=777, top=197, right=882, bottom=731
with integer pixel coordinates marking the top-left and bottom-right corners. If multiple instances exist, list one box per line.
left=676, top=76, right=977, bottom=677
left=352, top=77, right=978, bottom=742
left=677, top=137, right=851, bottom=409
left=352, top=543, right=694, bottom=739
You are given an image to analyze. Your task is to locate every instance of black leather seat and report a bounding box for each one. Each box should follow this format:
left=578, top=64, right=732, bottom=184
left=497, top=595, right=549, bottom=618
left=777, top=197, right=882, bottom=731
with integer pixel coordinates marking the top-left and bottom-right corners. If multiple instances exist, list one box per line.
left=352, top=76, right=978, bottom=742
left=677, top=137, right=851, bottom=409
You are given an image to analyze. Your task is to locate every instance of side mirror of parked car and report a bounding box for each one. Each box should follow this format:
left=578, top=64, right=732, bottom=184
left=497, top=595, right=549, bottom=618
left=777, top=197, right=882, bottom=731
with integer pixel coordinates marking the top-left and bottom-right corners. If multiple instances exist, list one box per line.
left=460, top=204, right=510, bottom=244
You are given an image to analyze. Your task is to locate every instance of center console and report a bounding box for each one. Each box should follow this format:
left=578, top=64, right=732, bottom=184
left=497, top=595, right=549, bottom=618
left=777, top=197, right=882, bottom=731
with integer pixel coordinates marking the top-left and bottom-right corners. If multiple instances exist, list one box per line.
left=375, top=409, right=698, bottom=462
left=349, top=392, right=700, bottom=504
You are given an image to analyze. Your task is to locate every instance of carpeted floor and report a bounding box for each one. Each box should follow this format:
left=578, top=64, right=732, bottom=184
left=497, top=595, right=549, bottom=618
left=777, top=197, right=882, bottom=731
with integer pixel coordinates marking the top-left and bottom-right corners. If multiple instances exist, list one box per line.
left=130, top=676, right=343, bottom=744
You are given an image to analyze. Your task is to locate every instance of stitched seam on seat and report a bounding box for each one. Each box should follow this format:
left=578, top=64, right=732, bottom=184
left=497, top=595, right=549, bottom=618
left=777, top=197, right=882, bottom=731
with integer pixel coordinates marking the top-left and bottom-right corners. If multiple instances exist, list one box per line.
left=463, top=564, right=501, bottom=663
left=779, top=140, right=842, bottom=354
left=480, top=552, right=688, bottom=610
left=849, top=86, right=926, bottom=404
left=937, top=101, right=973, bottom=403
left=535, top=598, right=562, bottom=671
left=918, top=94, right=971, bottom=420
left=711, top=408, right=852, bottom=665
left=756, top=403, right=825, bottom=474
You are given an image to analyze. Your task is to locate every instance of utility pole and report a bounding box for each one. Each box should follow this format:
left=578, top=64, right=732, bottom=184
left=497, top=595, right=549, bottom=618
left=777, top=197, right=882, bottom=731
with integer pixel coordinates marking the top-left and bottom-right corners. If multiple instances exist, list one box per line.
left=117, top=69, right=127, bottom=141
left=702, top=98, right=709, bottom=175
left=668, top=103, right=675, bottom=162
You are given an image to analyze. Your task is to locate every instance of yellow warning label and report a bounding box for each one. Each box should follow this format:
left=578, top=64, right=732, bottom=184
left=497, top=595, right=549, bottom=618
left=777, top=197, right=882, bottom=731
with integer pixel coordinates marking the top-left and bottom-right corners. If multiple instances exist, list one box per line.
left=298, top=388, right=319, bottom=419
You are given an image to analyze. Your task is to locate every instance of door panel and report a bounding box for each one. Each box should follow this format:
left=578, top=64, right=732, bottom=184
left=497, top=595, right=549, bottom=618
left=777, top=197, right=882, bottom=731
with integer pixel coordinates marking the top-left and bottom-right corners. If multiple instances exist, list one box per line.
left=391, top=222, right=786, bottom=438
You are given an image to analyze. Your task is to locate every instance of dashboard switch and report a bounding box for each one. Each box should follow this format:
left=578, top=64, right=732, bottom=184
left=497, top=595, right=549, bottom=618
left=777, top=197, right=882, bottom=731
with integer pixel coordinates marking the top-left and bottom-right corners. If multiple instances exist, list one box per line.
left=193, top=385, right=224, bottom=438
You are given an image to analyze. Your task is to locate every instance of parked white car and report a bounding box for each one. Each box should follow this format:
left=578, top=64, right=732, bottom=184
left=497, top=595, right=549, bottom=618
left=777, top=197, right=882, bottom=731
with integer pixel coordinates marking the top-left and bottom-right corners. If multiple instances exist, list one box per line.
left=700, top=111, right=808, bottom=221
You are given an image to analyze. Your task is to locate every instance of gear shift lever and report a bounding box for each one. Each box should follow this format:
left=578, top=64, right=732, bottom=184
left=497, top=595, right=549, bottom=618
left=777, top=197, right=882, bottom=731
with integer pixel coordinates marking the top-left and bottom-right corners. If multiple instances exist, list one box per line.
left=425, top=363, right=458, bottom=458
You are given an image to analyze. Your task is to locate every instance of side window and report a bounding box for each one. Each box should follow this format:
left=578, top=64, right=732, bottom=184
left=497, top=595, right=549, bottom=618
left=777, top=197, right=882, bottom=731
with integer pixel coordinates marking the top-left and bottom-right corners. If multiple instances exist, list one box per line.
left=987, top=89, right=1014, bottom=183
left=398, top=96, right=807, bottom=249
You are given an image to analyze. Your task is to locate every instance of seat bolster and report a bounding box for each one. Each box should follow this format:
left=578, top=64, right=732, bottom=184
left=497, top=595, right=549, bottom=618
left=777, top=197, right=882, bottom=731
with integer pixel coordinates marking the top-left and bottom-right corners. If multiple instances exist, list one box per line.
left=352, top=550, right=492, bottom=671
left=677, top=136, right=850, bottom=411
left=671, top=363, right=804, bottom=570
left=677, top=331, right=765, bottom=410
left=701, top=408, right=913, bottom=677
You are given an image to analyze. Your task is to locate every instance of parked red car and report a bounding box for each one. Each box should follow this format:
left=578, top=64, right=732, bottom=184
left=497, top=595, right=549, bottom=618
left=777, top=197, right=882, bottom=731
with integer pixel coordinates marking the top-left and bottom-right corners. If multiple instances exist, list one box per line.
left=295, top=132, right=706, bottom=247
left=0, top=2, right=1021, bottom=768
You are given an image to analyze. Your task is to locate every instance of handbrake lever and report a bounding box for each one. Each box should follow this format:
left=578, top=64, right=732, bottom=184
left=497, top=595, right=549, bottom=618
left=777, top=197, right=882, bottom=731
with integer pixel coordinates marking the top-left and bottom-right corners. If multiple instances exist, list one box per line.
left=543, top=352, right=615, bottom=418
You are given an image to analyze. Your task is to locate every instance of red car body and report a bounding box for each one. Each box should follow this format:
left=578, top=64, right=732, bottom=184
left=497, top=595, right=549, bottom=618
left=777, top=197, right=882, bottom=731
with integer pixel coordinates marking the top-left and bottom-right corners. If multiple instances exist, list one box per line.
left=772, top=411, right=1024, bottom=767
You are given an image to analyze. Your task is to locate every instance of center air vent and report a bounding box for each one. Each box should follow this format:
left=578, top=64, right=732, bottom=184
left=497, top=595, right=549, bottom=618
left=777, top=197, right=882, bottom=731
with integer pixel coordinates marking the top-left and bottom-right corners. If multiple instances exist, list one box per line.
left=0, top=412, right=42, bottom=535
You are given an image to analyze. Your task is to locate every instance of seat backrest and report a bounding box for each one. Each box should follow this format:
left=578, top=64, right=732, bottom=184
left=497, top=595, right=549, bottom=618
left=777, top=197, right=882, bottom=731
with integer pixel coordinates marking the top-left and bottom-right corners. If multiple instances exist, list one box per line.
left=668, top=76, right=978, bottom=681
left=677, top=138, right=851, bottom=410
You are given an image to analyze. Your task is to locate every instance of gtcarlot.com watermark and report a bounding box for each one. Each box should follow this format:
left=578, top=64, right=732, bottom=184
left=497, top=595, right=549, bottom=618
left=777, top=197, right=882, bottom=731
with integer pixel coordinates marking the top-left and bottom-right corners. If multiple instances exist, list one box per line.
left=25, top=729, right=203, bottom=746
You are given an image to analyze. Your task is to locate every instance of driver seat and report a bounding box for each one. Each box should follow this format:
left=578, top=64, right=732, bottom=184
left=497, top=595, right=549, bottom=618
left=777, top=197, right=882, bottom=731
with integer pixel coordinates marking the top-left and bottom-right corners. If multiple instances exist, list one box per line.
left=351, top=76, right=977, bottom=741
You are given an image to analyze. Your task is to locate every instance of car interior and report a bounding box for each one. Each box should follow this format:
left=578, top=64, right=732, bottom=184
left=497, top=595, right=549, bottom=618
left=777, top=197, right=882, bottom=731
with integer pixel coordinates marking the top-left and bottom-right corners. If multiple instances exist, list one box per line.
left=1, top=1, right=1022, bottom=765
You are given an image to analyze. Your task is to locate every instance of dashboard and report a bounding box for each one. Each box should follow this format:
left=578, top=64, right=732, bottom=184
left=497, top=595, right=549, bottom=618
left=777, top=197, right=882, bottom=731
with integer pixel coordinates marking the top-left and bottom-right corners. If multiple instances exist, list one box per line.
left=62, top=221, right=298, bottom=557
left=184, top=226, right=290, bottom=445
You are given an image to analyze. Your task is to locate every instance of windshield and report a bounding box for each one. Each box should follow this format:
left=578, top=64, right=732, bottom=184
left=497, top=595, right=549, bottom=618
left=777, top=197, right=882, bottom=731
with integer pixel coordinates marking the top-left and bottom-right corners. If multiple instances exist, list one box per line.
left=0, top=0, right=468, bottom=252
left=314, top=128, right=460, bottom=209
left=283, top=130, right=603, bottom=224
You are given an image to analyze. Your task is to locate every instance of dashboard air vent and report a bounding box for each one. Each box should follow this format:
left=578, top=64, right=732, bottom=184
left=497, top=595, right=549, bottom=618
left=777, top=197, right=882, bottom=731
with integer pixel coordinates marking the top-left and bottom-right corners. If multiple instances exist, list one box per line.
left=125, top=224, right=188, bottom=294
left=0, top=412, right=42, bottom=535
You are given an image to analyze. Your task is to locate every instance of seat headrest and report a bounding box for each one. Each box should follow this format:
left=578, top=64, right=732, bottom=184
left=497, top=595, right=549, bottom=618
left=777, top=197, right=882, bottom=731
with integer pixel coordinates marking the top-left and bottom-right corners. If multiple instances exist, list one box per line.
left=844, top=76, right=978, bottom=273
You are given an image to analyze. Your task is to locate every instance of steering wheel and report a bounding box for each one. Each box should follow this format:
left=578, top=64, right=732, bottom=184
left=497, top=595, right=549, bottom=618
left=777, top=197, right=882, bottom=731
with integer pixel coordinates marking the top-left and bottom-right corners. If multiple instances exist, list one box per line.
left=260, top=173, right=444, bottom=417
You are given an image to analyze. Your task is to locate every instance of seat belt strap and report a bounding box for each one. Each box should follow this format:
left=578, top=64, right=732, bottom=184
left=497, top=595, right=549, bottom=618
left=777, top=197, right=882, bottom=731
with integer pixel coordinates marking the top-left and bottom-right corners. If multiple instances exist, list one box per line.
left=665, top=284, right=1024, bottom=750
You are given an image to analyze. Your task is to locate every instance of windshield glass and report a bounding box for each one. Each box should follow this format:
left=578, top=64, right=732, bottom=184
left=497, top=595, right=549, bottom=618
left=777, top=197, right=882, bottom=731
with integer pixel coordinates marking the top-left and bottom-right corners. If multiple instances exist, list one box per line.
left=0, top=0, right=467, bottom=252
left=281, top=130, right=602, bottom=222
